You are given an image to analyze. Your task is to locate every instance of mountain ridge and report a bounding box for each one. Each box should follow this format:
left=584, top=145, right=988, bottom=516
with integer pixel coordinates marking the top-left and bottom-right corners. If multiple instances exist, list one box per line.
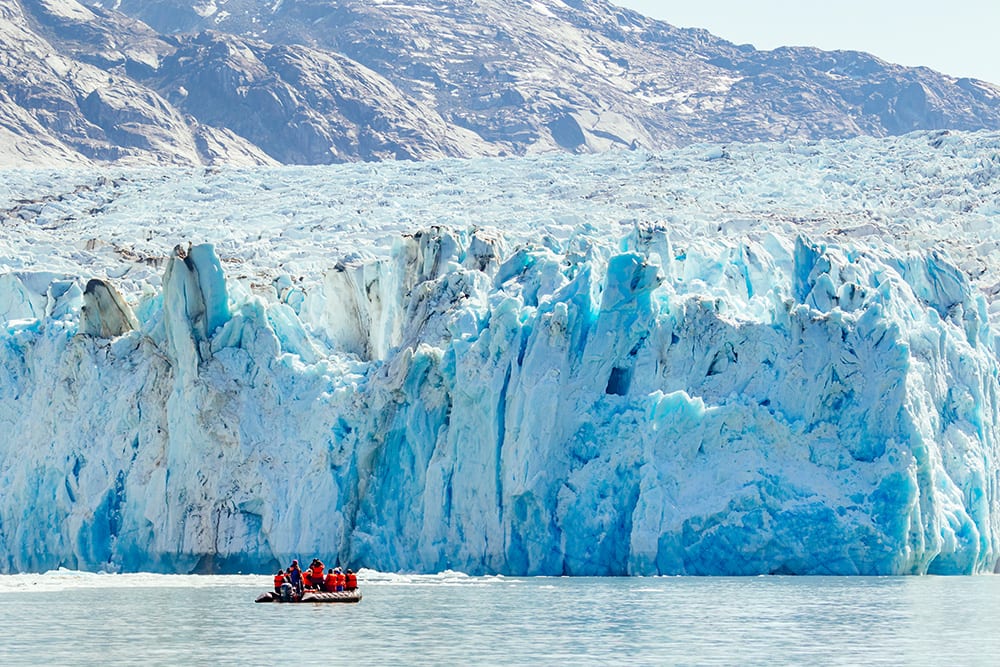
left=2, top=0, right=999, bottom=166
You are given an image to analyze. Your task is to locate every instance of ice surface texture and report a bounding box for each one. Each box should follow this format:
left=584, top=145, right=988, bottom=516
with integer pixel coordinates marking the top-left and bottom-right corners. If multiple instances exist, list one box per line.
left=1, top=131, right=999, bottom=575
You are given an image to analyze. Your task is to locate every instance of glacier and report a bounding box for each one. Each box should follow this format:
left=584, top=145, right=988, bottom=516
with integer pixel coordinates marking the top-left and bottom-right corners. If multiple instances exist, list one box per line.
left=1, top=130, right=1000, bottom=575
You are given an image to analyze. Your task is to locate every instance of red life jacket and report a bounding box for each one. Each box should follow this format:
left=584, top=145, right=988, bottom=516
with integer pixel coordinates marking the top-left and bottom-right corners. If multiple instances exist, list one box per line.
left=335, top=571, right=346, bottom=590
left=310, top=565, right=324, bottom=582
left=345, top=572, right=357, bottom=590
left=302, top=570, right=313, bottom=587
left=273, top=573, right=286, bottom=590
left=324, top=573, right=337, bottom=592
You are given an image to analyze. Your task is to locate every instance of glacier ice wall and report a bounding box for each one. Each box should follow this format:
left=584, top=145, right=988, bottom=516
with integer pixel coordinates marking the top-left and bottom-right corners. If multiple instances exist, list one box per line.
left=1, top=224, right=999, bottom=575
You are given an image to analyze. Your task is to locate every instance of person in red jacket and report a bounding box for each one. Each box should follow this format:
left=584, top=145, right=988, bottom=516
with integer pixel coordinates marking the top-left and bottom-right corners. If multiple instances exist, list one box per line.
left=345, top=569, right=358, bottom=591
left=323, top=569, right=338, bottom=592
left=273, top=569, right=288, bottom=593
left=309, top=560, right=325, bottom=588
left=334, top=568, right=346, bottom=591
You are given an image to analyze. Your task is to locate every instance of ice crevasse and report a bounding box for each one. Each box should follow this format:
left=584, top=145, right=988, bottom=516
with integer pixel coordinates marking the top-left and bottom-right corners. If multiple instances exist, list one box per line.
left=0, top=225, right=998, bottom=576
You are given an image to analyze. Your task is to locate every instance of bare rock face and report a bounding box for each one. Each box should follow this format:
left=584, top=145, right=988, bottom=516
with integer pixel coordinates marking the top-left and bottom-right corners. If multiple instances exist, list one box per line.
left=152, top=31, right=495, bottom=163
left=2, top=0, right=1000, bottom=166
left=0, top=0, right=276, bottom=165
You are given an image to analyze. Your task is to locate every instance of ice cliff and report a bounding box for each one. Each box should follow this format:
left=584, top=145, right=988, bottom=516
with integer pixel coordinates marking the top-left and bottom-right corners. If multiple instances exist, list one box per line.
left=2, top=220, right=999, bottom=575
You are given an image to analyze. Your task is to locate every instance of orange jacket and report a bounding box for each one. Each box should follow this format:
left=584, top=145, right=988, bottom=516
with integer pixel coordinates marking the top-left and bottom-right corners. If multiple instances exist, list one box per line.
left=324, top=573, right=337, bottom=592
left=345, top=572, right=357, bottom=590
left=310, top=565, right=324, bottom=582
left=273, top=573, right=287, bottom=590
left=335, top=571, right=346, bottom=589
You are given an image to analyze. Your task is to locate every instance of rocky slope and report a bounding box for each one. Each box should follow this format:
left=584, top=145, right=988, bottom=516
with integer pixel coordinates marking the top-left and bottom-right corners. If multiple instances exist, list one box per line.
left=2, top=0, right=999, bottom=166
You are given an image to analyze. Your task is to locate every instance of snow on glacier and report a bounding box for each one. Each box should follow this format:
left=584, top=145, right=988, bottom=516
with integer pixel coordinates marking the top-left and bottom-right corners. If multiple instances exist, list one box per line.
left=1, top=130, right=1000, bottom=575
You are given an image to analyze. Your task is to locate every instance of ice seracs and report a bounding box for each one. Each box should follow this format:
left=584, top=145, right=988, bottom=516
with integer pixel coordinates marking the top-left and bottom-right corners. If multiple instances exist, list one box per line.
left=80, top=279, right=138, bottom=338
left=162, top=242, right=231, bottom=374
left=1, top=132, right=999, bottom=575
left=2, top=226, right=999, bottom=575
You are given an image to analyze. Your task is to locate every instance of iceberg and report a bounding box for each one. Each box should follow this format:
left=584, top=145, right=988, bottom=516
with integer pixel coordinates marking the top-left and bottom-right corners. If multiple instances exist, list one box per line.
left=1, top=131, right=999, bottom=575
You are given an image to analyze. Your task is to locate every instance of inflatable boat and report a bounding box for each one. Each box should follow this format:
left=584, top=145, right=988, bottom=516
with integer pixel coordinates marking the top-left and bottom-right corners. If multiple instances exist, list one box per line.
left=255, top=589, right=362, bottom=603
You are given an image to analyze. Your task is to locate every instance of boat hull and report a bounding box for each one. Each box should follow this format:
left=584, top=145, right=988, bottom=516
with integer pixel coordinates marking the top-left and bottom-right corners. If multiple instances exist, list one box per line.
left=255, top=589, right=362, bottom=603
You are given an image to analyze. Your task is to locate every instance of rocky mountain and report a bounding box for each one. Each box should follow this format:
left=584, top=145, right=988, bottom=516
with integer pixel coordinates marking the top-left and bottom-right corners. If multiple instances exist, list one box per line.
left=3, top=0, right=1000, bottom=166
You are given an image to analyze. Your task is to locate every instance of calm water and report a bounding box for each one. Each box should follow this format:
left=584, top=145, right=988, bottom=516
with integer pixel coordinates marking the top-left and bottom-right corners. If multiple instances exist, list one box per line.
left=1, top=572, right=998, bottom=665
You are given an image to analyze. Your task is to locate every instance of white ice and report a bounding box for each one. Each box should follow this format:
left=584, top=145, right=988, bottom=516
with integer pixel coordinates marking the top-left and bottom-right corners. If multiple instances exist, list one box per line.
left=1, top=130, right=999, bottom=575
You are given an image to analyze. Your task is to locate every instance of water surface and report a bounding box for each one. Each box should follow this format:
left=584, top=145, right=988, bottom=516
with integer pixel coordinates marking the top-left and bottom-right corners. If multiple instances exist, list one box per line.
left=1, top=572, right=997, bottom=665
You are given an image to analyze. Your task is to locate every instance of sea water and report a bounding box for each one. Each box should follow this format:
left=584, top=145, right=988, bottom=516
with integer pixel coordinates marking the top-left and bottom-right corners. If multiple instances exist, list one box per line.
left=1, top=571, right=998, bottom=666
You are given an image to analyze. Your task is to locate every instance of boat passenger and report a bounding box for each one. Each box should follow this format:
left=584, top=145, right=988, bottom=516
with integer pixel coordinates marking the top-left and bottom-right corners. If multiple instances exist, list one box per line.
left=309, top=560, right=325, bottom=586
left=323, top=569, right=338, bottom=592
left=345, top=569, right=358, bottom=591
left=334, top=567, right=346, bottom=592
left=273, top=569, right=288, bottom=593
left=288, top=560, right=304, bottom=595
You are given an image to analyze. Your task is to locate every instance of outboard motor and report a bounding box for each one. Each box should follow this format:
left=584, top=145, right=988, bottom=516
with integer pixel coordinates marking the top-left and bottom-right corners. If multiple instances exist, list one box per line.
left=279, top=582, right=294, bottom=602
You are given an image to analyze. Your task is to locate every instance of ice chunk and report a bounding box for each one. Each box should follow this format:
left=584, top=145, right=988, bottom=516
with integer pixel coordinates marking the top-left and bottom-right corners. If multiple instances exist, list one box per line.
left=80, top=279, right=138, bottom=338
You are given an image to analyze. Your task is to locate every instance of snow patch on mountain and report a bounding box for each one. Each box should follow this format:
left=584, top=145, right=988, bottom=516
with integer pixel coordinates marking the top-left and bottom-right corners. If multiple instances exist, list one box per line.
left=36, top=0, right=96, bottom=22
left=193, top=2, right=218, bottom=19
